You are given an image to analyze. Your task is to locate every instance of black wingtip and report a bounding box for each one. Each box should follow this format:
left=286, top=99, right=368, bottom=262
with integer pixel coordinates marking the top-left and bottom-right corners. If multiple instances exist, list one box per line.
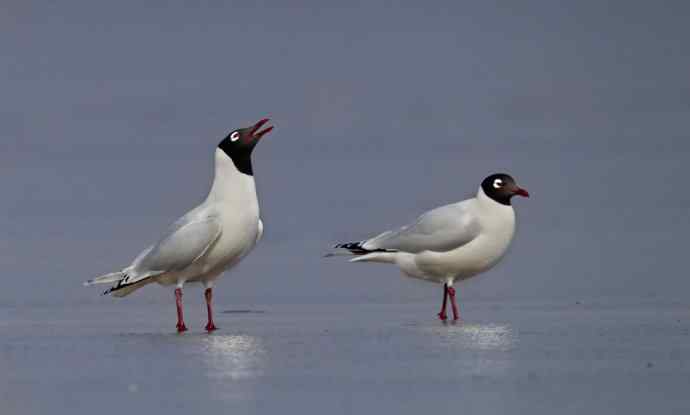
left=102, top=281, right=123, bottom=296
left=333, top=240, right=398, bottom=256
left=333, top=241, right=371, bottom=255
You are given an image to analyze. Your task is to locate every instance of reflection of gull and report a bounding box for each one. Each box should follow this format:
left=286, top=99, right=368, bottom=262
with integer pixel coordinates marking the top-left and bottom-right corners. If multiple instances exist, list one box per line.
left=460, top=324, right=514, bottom=351
left=424, top=324, right=517, bottom=375
left=426, top=324, right=516, bottom=351
left=200, top=335, right=265, bottom=380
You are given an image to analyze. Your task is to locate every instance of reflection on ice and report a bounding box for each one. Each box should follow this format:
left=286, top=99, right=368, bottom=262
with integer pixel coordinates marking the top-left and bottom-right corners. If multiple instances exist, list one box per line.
left=424, top=324, right=517, bottom=375
left=458, top=324, right=515, bottom=350
left=425, top=324, right=516, bottom=351
left=200, top=335, right=265, bottom=380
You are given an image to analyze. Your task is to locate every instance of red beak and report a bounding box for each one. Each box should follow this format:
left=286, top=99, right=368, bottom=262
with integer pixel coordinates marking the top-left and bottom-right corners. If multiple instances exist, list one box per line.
left=250, top=118, right=274, bottom=140
left=514, top=188, right=530, bottom=198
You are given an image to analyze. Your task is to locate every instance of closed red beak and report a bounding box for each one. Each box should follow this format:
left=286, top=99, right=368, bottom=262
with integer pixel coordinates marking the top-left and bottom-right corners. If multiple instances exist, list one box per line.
left=514, top=188, right=530, bottom=198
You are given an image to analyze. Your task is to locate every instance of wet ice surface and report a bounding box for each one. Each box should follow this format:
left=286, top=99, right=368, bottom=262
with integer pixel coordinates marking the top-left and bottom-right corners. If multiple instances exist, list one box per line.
left=1, top=299, right=689, bottom=414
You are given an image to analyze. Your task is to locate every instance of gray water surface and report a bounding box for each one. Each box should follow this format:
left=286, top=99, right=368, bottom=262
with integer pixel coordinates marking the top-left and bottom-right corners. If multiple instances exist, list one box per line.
left=2, top=299, right=689, bottom=414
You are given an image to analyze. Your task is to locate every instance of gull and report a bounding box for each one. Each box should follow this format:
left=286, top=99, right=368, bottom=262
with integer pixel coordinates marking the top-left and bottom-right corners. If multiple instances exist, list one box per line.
left=85, top=118, right=274, bottom=332
left=328, top=173, right=529, bottom=321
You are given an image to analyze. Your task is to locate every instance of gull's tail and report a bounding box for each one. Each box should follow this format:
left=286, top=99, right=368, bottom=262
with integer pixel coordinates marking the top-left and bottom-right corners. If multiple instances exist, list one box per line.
left=324, top=241, right=397, bottom=263
left=84, top=270, right=154, bottom=297
left=84, top=272, right=124, bottom=286
left=324, top=241, right=370, bottom=257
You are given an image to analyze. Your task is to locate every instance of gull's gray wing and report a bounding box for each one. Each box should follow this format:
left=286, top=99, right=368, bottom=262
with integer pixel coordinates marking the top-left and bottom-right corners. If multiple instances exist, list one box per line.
left=362, top=202, right=480, bottom=253
left=130, top=212, right=222, bottom=276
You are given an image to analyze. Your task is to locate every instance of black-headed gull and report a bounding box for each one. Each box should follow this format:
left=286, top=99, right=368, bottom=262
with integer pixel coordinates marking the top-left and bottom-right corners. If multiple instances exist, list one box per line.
left=328, top=173, right=529, bottom=321
left=85, top=118, right=274, bottom=332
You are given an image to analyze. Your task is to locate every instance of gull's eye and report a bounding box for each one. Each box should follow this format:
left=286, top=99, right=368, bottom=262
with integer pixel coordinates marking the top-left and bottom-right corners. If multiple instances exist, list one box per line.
left=230, top=131, right=240, bottom=142
left=493, top=178, right=503, bottom=189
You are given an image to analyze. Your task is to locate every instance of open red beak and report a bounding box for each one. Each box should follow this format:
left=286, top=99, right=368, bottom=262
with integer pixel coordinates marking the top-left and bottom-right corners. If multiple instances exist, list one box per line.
left=514, top=188, right=530, bottom=198
left=250, top=118, right=274, bottom=140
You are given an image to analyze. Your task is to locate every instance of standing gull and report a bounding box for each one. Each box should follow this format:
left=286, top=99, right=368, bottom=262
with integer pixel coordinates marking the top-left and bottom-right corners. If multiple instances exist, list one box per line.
left=85, top=118, right=274, bottom=332
left=327, top=173, right=529, bottom=321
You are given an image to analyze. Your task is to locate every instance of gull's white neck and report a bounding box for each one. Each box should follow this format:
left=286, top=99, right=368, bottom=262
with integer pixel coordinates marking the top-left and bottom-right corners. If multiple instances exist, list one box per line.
left=206, top=149, right=258, bottom=207
left=476, top=186, right=514, bottom=214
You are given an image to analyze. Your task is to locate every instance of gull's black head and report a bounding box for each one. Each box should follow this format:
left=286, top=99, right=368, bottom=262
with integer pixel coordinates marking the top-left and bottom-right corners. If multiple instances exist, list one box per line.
left=218, top=118, right=274, bottom=176
left=480, top=173, right=530, bottom=205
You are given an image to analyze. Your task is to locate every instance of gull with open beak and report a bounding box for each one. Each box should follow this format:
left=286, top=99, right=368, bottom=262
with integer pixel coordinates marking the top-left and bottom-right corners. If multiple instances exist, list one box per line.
left=85, top=118, right=274, bottom=332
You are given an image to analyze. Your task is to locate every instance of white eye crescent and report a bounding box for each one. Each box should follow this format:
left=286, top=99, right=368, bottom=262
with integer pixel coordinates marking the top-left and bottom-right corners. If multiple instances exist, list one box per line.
left=230, top=131, right=240, bottom=142
left=493, top=178, right=503, bottom=189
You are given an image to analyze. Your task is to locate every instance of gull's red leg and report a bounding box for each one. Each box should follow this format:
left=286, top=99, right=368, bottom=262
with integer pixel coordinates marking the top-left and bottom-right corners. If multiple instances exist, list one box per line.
left=175, top=288, right=188, bottom=332
left=448, top=286, right=460, bottom=321
left=204, top=288, right=218, bottom=332
left=437, top=283, right=448, bottom=321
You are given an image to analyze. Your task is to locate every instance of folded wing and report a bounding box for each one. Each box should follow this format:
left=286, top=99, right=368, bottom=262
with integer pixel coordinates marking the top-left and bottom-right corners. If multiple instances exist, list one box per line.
left=362, top=202, right=480, bottom=253
left=131, top=215, right=222, bottom=276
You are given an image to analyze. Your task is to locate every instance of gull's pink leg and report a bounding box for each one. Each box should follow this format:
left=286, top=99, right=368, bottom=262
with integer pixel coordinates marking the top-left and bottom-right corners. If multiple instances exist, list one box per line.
left=437, top=283, right=448, bottom=321
left=175, top=288, right=188, bottom=332
left=448, top=286, right=460, bottom=321
left=204, top=288, right=218, bottom=332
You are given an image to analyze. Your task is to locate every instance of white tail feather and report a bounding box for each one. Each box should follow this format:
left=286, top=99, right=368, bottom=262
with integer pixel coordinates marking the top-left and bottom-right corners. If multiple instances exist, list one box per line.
left=85, top=270, right=157, bottom=297
left=108, top=278, right=153, bottom=297
left=349, top=251, right=396, bottom=263
left=323, top=248, right=358, bottom=258
left=83, top=272, right=124, bottom=286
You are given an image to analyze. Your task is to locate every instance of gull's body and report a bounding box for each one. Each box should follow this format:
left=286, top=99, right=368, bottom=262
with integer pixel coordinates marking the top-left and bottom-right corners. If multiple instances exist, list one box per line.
left=329, top=173, right=528, bottom=321
left=121, top=150, right=262, bottom=292
left=85, top=119, right=274, bottom=332
left=354, top=188, right=515, bottom=282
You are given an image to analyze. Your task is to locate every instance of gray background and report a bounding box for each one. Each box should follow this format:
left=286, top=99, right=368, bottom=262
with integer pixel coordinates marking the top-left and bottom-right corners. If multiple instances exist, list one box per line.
left=3, top=3, right=690, bottom=415
left=1, top=0, right=689, bottom=307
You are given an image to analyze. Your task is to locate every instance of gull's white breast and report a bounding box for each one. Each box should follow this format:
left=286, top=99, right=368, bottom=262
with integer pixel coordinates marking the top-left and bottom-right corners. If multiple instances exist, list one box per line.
left=414, top=193, right=516, bottom=281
